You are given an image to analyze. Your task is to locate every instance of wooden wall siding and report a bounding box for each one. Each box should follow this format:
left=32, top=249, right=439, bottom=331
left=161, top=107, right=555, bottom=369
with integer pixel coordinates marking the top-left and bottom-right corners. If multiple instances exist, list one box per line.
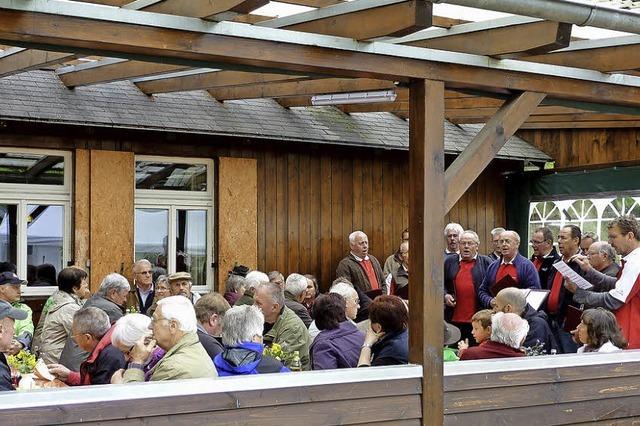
left=217, top=157, right=258, bottom=292
left=0, top=371, right=423, bottom=425
left=255, top=151, right=505, bottom=290
left=89, top=150, right=135, bottom=291
left=444, top=357, right=640, bottom=425
left=519, top=128, right=640, bottom=168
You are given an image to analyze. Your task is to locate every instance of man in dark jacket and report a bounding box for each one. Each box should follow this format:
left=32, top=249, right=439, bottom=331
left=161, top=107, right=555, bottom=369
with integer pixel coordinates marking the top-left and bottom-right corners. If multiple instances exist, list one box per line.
left=0, top=301, right=28, bottom=391
left=494, top=287, right=557, bottom=355
left=48, top=307, right=126, bottom=385
left=478, top=231, right=541, bottom=308
left=586, top=241, right=620, bottom=279
left=336, top=231, right=385, bottom=295
left=194, top=292, right=230, bottom=359
left=284, top=273, right=313, bottom=328
left=444, top=230, right=492, bottom=342
left=530, top=226, right=562, bottom=289
left=214, top=305, right=289, bottom=375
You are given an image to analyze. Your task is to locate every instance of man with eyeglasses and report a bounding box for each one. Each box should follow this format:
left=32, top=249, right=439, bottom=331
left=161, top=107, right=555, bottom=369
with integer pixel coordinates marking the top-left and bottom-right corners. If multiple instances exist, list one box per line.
left=477, top=230, right=541, bottom=309
left=127, top=259, right=155, bottom=315
left=530, top=227, right=561, bottom=290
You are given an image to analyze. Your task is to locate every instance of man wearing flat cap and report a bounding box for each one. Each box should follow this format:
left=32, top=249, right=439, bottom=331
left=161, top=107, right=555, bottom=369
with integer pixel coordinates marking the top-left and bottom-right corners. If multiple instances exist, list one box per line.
left=167, top=272, right=201, bottom=305
left=0, top=300, right=29, bottom=391
left=0, top=271, right=33, bottom=355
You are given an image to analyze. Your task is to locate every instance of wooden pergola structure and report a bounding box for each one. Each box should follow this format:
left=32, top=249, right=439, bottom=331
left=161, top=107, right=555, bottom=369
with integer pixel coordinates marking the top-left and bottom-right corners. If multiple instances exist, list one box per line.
left=1, top=0, right=640, bottom=423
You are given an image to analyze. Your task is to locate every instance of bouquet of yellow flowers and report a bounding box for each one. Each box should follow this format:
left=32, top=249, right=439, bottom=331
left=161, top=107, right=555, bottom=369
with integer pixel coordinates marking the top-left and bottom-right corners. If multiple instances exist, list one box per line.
left=263, top=343, right=302, bottom=371
left=7, top=350, right=37, bottom=374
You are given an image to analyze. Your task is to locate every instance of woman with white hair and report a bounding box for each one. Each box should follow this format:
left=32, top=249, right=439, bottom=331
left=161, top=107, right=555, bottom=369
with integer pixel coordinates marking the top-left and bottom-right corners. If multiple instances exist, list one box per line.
left=213, top=305, right=289, bottom=376
left=110, top=314, right=165, bottom=383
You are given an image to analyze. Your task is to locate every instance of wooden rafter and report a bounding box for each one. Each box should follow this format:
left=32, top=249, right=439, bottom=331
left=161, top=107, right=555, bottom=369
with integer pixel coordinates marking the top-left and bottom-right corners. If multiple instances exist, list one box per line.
left=0, top=48, right=75, bottom=77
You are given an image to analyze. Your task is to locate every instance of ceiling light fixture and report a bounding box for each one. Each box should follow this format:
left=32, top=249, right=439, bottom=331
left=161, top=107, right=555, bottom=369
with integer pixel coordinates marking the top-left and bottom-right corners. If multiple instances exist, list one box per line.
left=311, top=90, right=397, bottom=106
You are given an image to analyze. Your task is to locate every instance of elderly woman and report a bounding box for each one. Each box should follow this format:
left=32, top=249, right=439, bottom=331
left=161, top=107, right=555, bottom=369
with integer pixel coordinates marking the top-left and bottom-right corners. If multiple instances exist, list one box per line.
left=576, top=308, right=628, bottom=353
left=223, top=274, right=246, bottom=306
left=147, top=275, right=171, bottom=317
left=33, top=267, right=90, bottom=364
left=110, top=314, right=165, bottom=383
left=213, top=305, right=288, bottom=376
left=310, top=293, right=364, bottom=370
left=357, top=295, right=409, bottom=367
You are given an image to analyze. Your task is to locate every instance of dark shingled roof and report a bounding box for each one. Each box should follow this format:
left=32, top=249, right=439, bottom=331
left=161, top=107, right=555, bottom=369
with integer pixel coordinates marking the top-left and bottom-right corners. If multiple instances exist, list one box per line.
left=0, top=71, right=550, bottom=162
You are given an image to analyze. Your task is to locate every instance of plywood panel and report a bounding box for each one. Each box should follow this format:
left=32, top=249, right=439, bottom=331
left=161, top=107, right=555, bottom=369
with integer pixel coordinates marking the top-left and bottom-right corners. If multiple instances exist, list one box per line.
left=74, top=149, right=90, bottom=272
left=218, top=157, right=258, bottom=291
left=89, top=150, right=134, bottom=291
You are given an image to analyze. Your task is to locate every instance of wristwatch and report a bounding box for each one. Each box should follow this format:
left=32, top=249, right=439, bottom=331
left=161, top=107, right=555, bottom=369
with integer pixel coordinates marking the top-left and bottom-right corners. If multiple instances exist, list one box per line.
left=127, top=362, right=144, bottom=370
left=361, top=343, right=372, bottom=349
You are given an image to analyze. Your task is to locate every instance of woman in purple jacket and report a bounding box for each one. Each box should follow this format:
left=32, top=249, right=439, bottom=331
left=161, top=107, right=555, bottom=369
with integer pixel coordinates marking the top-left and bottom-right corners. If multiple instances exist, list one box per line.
left=310, top=293, right=365, bottom=370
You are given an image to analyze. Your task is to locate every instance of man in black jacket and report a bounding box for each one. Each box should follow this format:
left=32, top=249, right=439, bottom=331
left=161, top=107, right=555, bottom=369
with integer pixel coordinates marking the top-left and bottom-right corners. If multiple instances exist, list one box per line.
left=494, top=287, right=557, bottom=354
left=194, top=292, right=230, bottom=359
left=444, top=230, right=493, bottom=343
left=0, top=301, right=28, bottom=391
left=530, top=226, right=561, bottom=290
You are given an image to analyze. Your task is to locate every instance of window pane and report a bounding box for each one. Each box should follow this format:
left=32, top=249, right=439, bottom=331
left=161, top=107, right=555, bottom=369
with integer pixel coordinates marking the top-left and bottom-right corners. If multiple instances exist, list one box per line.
left=0, top=153, right=64, bottom=185
left=27, top=205, right=63, bottom=286
left=176, top=210, right=207, bottom=286
left=135, top=161, right=207, bottom=191
left=0, top=204, right=17, bottom=267
left=135, top=209, right=169, bottom=271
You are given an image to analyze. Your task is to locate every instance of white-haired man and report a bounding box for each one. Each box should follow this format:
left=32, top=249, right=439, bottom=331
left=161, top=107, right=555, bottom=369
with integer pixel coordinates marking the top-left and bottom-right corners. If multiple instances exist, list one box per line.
left=235, top=270, right=269, bottom=306
left=444, top=223, right=464, bottom=256
left=254, top=282, right=310, bottom=370
left=213, top=305, right=289, bottom=375
left=284, top=273, right=312, bottom=328
left=336, top=230, right=385, bottom=294
left=124, top=296, right=217, bottom=381
left=586, top=241, right=620, bottom=278
left=477, top=230, right=541, bottom=309
left=488, top=227, right=506, bottom=261
left=127, top=259, right=154, bottom=315
left=459, top=312, right=528, bottom=360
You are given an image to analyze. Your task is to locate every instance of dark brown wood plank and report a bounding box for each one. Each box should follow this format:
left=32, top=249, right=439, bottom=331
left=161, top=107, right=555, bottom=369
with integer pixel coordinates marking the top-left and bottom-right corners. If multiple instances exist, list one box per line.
left=382, top=159, right=395, bottom=261
left=352, top=157, right=363, bottom=234
left=264, top=151, right=278, bottom=271
left=371, top=159, right=385, bottom=263
left=342, top=157, right=354, bottom=257
left=308, top=154, right=322, bottom=288
left=276, top=153, right=288, bottom=273
left=320, top=154, right=333, bottom=284
left=287, top=153, right=300, bottom=274
left=257, top=151, right=267, bottom=271
left=298, top=153, right=311, bottom=275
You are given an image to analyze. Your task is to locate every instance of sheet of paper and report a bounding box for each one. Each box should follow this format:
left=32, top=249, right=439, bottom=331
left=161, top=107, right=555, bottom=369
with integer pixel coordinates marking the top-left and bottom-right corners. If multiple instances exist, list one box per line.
left=521, top=289, right=549, bottom=311
left=552, top=261, right=593, bottom=290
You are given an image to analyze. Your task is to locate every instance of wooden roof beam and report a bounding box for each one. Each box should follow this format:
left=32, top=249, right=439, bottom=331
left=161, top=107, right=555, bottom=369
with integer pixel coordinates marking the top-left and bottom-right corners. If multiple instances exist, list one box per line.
left=127, top=0, right=270, bottom=21
left=58, top=59, right=189, bottom=87
left=445, top=91, right=546, bottom=212
left=0, top=48, right=75, bottom=77
left=390, top=16, right=572, bottom=58
left=3, top=1, right=640, bottom=108
left=208, top=78, right=396, bottom=101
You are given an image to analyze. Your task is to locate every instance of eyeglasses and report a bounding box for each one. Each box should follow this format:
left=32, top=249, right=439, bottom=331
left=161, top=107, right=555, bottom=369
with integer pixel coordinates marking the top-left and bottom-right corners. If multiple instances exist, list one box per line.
left=529, top=240, right=545, bottom=245
left=136, top=270, right=152, bottom=275
left=498, top=239, right=515, bottom=245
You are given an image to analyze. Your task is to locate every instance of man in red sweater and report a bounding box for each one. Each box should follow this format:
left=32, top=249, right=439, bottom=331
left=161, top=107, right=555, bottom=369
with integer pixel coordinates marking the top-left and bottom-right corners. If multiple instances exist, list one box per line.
left=459, top=312, right=528, bottom=360
left=336, top=231, right=385, bottom=295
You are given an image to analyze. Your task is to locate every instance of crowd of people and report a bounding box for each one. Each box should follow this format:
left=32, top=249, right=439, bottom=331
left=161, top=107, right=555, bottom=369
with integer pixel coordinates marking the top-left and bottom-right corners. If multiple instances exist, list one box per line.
left=0, top=215, right=638, bottom=391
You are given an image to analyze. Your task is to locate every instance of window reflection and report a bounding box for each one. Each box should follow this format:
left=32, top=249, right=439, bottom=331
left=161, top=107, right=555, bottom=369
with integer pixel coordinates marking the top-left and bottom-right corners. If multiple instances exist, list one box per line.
left=0, top=205, right=17, bottom=267
left=177, top=210, right=206, bottom=286
left=135, top=161, right=207, bottom=191
left=27, top=205, right=63, bottom=286
left=0, top=154, right=64, bottom=185
left=135, top=209, right=169, bottom=270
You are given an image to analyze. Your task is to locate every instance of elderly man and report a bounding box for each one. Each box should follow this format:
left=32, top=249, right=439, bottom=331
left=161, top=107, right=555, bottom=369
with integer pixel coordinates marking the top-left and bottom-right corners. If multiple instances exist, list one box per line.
left=580, top=231, right=599, bottom=255
left=58, top=273, right=130, bottom=370
left=530, top=226, right=561, bottom=289
left=254, top=282, right=310, bottom=370
left=214, top=305, right=289, bottom=375
left=0, top=271, right=33, bottom=354
left=48, top=307, right=126, bottom=385
left=544, top=225, right=584, bottom=353
left=127, top=259, right=155, bottom=315
left=0, top=301, right=28, bottom=391
left=336, top=230, right=385, bottom=295
left=385, top=241, right=409, bottom=299
left=459, top=312, right=528, bottom=360
left=383, top=229, right=409, bottom=276
left=494, top=288, right=557, bottom=354
left=444, top=230, right=492, bottom=343
left=195, top=293, right=230, bottom=359
left=268, top=271, right=285, bottom=288
left=488, top=227, right=506, bottom=261
left=478, top=230, right=540, bottom=308
left=444, top=223, right=464, bottom=256
left=167, top=272, right=200, bottom=305
left=124, top=296, right=217, bottom=381
left=568, top=215, right=640, bottom=349
left=284, top=273, right=312, bottom=327
left=235, top=270, right=269, bottom=306
left=586, top=241, right=620, bottom=278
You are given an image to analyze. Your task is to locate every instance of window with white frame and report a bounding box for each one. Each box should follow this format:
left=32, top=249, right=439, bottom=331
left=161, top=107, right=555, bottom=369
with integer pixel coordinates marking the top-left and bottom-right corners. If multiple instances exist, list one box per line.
left=134, top=156, right=214, bottom=290
left=0, top=148, right=72, bottom=295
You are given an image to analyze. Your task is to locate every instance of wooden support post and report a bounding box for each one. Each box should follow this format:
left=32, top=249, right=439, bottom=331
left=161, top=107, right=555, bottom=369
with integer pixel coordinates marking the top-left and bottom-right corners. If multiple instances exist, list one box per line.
left=444, top=91, right=546, bottom=212
left=408, top=79, right=445, bottom=425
